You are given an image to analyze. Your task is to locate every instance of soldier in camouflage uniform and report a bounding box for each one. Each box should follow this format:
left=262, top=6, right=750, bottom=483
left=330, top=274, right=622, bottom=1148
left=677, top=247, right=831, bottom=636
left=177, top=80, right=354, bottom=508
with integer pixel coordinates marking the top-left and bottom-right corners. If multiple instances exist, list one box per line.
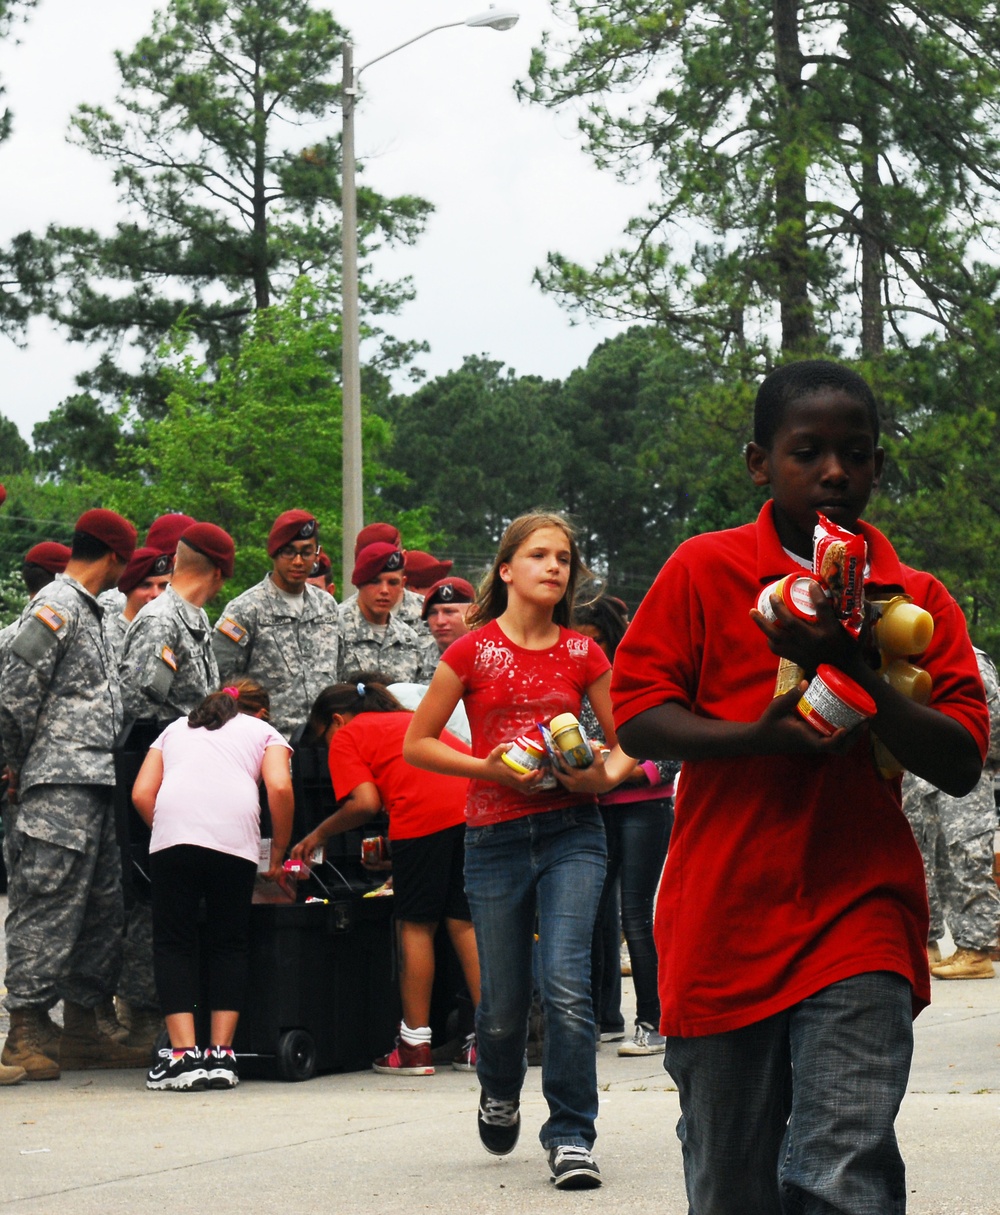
left=902, top=647, right=1000, bottom=979
left=103, top=548, right=173, bottom=664
left=115, top=523, right=234, bottom=1044
left=0, top=510, right=150, bottom=1079
left=212, top=510, right=340, bottom=739
left=339, top=522, right=429, bottom=633
left=119, top=526, right=233, bottom=723
left=338, top=542, right=439, bottom=683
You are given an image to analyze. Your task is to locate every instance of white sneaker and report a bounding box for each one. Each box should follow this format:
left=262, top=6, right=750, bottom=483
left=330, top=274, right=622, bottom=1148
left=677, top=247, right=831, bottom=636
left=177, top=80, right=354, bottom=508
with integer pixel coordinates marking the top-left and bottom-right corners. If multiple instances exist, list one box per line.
left=617, top=1021, right=665, bottom=1056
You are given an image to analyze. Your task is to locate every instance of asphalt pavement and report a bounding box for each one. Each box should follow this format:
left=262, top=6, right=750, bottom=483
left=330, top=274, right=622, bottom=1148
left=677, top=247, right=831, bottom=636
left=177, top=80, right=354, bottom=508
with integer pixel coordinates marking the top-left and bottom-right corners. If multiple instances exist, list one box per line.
left=1, top=897, right=999, bottom=1215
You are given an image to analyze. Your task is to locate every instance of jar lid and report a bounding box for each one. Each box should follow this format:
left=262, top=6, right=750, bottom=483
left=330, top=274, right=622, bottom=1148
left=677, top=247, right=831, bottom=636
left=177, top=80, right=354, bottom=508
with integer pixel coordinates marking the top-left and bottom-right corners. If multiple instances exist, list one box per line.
left=815, top=664, right=877, bottom=717
left=780, top=574, right=822, bottom=622
left=515, top=734, right=545, bottom=756
left=548, top=713, right=579, bottom=732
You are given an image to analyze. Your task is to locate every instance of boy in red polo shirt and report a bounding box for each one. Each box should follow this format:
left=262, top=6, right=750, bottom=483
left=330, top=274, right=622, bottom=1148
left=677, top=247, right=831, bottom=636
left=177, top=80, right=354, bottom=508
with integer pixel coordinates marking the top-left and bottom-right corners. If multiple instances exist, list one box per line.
left=611, top=361, right=989, bottom=1214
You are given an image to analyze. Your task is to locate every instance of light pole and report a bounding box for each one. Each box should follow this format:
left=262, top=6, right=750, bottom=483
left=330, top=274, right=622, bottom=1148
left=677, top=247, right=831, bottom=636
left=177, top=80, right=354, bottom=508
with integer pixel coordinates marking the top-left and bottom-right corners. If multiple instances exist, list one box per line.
left=340, top=6, right=519, bottom=584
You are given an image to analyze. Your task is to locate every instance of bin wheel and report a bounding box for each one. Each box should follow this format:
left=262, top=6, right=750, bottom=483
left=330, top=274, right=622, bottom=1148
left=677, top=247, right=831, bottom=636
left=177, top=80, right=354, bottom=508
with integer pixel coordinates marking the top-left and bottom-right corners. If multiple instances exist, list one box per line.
left=276, top=1029, right=317, bottom=1082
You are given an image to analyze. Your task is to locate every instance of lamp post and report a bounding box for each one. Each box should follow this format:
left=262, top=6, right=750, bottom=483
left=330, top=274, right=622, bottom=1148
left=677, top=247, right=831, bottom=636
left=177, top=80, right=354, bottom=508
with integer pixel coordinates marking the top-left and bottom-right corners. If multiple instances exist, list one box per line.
left=340, top=6, right=519, bottom=584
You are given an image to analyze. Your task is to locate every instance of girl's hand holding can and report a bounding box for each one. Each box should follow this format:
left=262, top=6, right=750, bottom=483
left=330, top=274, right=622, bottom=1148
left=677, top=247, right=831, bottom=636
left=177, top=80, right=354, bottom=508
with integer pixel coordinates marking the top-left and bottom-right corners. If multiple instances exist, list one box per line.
left=552, top=744, right=634, bottom=795
left=482, top=743, right=548, bottom=792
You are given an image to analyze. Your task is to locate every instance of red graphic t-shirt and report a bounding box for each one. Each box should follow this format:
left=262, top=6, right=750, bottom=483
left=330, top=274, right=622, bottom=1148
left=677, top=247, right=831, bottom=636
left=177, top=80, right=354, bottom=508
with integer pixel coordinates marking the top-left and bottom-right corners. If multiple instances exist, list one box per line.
left=442, top=619, right=610, bottom=826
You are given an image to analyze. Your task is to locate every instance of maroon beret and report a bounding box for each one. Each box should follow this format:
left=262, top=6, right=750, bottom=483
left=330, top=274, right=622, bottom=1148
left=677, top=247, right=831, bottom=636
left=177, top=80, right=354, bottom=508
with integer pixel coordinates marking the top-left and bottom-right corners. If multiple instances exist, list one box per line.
left=268, top=509, right=318, bottom=557
left=309, top=551, right=332, bottom=579
left=178, top=523, right=235, bottom=578
left=351, top=542, right=404, bottom=588
left=75, top=509, right=137, bottom=563
left=354, top=522, right=401, bottom=558
left=145, top=513, right=196, bottom=555
left=404, top=550, right=454, bottom=590
left=24, top=542, right=71, bottom=575
left=119, top=546, right=173, bottom=595
left=421, top=577, right=476, bottom=619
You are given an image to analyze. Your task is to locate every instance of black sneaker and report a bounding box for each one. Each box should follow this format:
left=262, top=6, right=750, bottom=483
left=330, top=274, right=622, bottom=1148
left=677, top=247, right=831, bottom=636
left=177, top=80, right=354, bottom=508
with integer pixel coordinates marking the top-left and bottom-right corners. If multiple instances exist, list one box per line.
left=146, top=1047, right=208, bottom=1092
left=548, top=1144, right=602, bottom=1189
left=477, top=1089, right=520, bottom=1155
left=203, top=1045, right=239, bottom=1089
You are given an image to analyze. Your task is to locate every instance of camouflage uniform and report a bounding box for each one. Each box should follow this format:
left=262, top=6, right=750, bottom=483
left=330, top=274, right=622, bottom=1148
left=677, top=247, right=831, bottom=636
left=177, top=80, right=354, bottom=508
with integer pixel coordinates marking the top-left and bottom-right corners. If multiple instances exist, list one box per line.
left=337, top=598, right=439, bottom=685
left=102, top=609, right=129, bottom=664
left=118, top=584, right=218, bottom=1010
left=901, top=648, right=1000, bottom=950
left=0, top=575, right=125, bottom=1011
left=212, top=575, right=340, bottom=739
left=119, top=584, right=218, bottom=723
left=340, top=585, right=429, bottom=634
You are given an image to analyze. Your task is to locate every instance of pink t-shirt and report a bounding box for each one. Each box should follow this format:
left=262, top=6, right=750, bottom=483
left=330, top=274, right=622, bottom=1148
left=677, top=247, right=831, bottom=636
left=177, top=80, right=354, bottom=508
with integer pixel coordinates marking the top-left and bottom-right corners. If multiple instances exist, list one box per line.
left=442, top=619, right=610, bottom=826
left=148, top=713, right=292, bottom=863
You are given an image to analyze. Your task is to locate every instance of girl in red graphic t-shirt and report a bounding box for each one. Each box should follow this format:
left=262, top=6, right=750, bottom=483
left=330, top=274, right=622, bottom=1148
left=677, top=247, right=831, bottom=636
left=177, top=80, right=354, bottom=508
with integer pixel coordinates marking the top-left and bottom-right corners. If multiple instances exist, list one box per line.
left=405, top=513, right=633, bottom=1190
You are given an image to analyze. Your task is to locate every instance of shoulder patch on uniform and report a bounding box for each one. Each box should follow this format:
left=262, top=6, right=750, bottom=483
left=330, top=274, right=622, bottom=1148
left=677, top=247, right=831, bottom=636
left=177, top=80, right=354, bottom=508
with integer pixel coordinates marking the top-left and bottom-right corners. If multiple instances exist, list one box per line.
left=34, top=605, right=66, bottom=633
left=10, top=614, right=62, bottom=666
left=160, top=645, right=178, bottom=671
left=217, top=616, right=248, bottom=644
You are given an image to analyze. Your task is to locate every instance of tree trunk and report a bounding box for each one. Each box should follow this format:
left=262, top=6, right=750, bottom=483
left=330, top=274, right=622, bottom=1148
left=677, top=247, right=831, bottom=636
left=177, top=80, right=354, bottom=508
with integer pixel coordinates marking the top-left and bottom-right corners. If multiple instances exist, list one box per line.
left=771, top=0, right=814, bottom=351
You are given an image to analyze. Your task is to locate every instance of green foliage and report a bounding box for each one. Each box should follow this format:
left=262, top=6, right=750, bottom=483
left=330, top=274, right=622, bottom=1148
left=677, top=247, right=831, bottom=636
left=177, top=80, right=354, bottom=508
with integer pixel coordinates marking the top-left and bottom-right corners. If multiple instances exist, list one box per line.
left=0, top=412, right=31, bottom=474
left=377, top=332, right=745, bottom=605
left=867, top=336, right=1000, bottom=652
left=32, top=394, right=126, bottom=478
left=30, top=0, right=432, bottom=421
left=86, top=280, right=398, bottom=596
left=521, top=2, right=1000, bottom=358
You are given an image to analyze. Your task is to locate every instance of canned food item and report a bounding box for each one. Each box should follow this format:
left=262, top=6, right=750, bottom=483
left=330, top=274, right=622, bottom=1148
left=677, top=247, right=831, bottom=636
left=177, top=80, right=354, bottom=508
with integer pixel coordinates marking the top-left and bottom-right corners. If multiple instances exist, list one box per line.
left=361, top=835, right=388, bottom=865
left=501, top=734, right=547, bottom=774
left=796, top=664, right=876, bottom=737
left=548, top=712, right=595, bottom=769
left=501, top=734, right=558, bottom=788
left=756, top=573, right=822, bottom=624
left=773, top=657, right=806, bottom=697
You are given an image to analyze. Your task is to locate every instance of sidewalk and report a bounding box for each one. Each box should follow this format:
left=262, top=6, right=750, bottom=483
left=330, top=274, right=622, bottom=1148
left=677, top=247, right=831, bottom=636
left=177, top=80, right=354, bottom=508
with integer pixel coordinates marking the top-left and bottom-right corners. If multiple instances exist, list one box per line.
left=2, top=901, right=999, bottom=1214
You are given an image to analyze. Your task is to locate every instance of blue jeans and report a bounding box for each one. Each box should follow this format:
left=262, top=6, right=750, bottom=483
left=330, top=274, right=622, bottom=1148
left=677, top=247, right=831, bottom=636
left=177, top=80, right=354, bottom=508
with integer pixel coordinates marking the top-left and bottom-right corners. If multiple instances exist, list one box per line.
left=664, top=972, right=913, bottom=1215
left=464, top=805, right=607, bottom=1149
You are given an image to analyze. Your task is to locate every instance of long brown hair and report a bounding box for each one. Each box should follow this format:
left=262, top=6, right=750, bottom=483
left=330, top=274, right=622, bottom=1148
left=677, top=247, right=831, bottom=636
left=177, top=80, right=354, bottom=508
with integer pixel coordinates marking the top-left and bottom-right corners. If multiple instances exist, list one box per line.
left=467, top=512, right=588, bottom=630
left=188, top=679, right=270, bottom=731
left=307, top=671, right=405, bottom=739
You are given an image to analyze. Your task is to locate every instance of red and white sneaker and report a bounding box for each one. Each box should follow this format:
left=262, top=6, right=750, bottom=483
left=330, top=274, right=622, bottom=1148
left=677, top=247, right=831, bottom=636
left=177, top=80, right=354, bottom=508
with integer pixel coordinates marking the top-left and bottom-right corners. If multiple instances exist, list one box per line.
left=452, top=1032, right=477, bottom=1072
left=372, top=1038, right=434, bottom=1076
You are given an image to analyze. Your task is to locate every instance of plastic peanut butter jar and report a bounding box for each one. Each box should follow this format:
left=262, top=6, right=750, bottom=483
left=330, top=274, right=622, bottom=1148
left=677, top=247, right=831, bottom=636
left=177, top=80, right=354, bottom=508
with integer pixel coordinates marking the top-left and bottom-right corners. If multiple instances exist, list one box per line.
left=796, top=665, right=876, bottom=737
left=548, top=713, right=595, bottom=769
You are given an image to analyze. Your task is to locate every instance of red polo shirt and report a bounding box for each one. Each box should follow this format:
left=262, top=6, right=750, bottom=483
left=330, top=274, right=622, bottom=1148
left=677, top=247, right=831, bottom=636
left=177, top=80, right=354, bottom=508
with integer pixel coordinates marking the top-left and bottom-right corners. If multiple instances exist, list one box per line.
left=612, top=502, right=989, bottom=1037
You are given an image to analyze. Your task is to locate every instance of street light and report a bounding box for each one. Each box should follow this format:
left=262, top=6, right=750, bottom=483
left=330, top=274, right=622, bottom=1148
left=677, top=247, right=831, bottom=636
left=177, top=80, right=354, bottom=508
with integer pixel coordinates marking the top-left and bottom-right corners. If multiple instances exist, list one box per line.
left=340, top=7, right=519, bottom=583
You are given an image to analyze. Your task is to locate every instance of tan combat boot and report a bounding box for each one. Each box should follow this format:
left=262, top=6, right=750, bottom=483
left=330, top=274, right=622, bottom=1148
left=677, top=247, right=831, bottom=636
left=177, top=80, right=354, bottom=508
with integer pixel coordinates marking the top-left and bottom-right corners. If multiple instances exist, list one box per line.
left=928, top=941, right=942, bottom=965
left=95, top=996, right=129, bottom=1044
left=1, top=1008, right=61, bottom=1080
left=122, top=1006, right=165, bottom=1054
left=930, top=947, right=996, bottom=980
left=58, top=1001, right=153, bottom=1070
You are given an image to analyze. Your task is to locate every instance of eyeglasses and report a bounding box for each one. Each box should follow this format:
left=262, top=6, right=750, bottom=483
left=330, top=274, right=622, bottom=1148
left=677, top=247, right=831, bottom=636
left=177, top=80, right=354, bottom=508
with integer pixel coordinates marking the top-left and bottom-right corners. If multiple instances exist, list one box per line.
left=276, top=544, right=319, bottom=563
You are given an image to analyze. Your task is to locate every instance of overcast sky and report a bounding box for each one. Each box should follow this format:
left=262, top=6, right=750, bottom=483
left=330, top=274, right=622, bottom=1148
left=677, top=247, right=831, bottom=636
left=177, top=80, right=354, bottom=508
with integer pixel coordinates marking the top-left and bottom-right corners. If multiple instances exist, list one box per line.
left=0, top=0, right=652, bottom=442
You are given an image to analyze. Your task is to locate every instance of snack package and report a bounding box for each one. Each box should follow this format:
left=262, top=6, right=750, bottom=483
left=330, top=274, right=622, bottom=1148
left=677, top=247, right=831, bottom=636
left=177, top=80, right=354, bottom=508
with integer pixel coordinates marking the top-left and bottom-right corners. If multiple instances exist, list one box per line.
left=813, top=513, right=866, bottom=637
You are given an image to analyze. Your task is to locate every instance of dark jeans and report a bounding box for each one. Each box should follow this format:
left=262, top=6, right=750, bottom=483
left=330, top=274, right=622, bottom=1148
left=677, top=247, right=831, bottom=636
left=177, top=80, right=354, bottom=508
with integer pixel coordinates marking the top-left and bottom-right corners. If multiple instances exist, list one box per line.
left=664, top=971, right=913, bottom=1215
left=150, top=844, right=257, bottom=1015
left=593, top=798, right=673, bottom=1028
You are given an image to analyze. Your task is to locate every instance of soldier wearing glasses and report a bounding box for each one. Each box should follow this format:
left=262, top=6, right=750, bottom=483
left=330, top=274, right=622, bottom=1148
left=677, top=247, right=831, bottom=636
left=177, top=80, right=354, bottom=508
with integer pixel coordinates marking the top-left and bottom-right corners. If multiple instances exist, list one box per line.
left=213, top=510, right=340, bottom=740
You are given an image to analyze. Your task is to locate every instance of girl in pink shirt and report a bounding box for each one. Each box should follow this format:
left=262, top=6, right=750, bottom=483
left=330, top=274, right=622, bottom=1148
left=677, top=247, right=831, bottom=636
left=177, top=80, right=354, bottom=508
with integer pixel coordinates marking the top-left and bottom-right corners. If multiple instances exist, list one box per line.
left=132, top=680, right=293, bottom=1092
